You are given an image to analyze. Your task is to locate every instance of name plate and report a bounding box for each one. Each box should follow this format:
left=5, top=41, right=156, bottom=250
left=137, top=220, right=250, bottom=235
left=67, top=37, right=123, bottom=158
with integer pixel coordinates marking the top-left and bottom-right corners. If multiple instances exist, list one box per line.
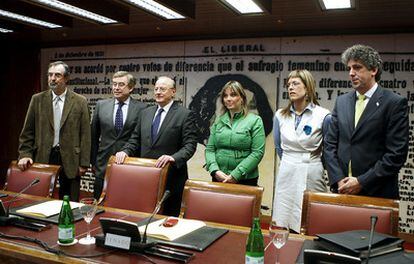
left=104, top=233, right=131, bottom=250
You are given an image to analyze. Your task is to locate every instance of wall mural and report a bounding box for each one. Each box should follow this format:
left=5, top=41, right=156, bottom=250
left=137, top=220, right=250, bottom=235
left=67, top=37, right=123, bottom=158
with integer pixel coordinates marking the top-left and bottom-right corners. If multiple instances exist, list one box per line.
left=41, top=34, right=414, bottom=235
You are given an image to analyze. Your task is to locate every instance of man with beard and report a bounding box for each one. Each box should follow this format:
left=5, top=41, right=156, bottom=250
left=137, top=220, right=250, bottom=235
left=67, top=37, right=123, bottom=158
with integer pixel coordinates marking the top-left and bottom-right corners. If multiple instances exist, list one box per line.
left=324, top=44, right=409, bottom=198
left=18, top=61, right=91, bottom=201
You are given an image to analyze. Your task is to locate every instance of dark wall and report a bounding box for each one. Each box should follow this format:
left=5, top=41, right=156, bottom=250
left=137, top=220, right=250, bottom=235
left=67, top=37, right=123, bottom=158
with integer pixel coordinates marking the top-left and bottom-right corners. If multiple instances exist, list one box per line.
left=0, top=40, right=40, bottom=186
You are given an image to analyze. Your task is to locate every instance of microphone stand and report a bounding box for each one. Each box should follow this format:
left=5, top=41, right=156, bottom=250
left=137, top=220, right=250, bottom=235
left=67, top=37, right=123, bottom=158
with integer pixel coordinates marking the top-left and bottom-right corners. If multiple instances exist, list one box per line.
left=365, top=215, right=378, bottom=264
left=6, top=178, right=40, bottom=217
left=142, top=190, right=170, bottom=244
left=0, top=178, right=49, bottom=230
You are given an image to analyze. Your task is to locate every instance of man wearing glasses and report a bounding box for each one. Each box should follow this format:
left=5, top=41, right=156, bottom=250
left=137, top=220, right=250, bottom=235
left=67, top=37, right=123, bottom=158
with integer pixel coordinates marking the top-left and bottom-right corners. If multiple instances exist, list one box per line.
left=115, top=76, right=197, bottom=216
left=91, top=71, right=146, bottom=200
left=18, top=61, right=91, bottom=201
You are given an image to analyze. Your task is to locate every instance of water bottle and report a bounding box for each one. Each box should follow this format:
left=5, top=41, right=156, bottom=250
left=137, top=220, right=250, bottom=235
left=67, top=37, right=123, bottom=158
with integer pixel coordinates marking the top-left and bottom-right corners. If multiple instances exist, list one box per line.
left=245, top=217, right=264, bottom=264
left=58, top=195, right=75, bottom=244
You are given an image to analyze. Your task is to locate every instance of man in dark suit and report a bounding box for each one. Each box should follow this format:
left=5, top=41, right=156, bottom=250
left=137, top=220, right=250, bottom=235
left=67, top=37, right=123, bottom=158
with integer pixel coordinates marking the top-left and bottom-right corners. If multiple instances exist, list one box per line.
left=18, top=61, right=91, bottom=201
left=324, top=44, right=409, bottom=199
left=115, top=76, right=197, bottom=216
left=91, top=71, right=146, bottom=200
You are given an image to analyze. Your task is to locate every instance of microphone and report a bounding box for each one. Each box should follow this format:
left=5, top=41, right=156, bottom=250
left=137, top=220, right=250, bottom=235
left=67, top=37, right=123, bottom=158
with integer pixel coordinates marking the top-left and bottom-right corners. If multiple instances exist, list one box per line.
left=365, top=215, right=378, bottom=264
left=142, top=190, right=171, bottom=244
left=6, top=178, right=40, bottom=217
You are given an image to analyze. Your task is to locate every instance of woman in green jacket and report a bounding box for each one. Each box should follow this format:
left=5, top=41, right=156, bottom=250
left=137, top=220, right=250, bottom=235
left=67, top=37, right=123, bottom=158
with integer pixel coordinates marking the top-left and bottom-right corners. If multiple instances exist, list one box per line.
left=205, top=80, right=266, bottom=186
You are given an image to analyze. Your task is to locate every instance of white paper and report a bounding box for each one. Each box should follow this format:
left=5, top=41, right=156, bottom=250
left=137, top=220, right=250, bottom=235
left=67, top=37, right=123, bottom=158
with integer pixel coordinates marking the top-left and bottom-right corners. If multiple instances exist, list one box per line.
left=138, top=217, right=206, bottom=241
left=16, top=200, right=81, bottom=217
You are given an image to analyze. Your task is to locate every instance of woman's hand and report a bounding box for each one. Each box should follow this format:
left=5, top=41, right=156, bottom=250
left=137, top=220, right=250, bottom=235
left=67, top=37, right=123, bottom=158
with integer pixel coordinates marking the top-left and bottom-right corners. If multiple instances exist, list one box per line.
left=223, top=175, right=237, bottom=183
left=214, top=171, right=228, bottom=182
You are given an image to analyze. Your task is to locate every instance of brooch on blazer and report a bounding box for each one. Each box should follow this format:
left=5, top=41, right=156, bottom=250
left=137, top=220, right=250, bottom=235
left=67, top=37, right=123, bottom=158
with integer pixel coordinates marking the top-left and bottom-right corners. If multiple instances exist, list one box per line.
left=303, top=125, right=312, bottom=135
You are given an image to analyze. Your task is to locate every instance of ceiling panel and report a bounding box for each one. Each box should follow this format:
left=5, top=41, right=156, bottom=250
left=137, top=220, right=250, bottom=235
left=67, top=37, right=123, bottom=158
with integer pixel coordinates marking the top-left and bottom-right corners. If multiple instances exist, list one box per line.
left=1, top=0, right=413, bottom=47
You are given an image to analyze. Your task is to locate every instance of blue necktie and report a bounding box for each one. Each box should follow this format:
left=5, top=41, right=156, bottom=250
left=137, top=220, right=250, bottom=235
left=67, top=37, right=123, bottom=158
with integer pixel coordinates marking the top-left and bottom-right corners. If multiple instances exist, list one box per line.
left=151, top=108, right=164, bottom=142
left=115, top=101, right=124, bottom=135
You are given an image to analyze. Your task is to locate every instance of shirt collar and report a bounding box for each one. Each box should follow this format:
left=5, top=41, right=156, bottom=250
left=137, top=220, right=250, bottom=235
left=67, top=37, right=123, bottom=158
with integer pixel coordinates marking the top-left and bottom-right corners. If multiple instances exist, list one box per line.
left=52, top=89, right=67, bottom=101
left=116, top=97, right=130, bottom=106
left=158, top=100, right=174, bottom=113
left=289, top=103, right=314, bottom=115
left=356, top=83, right=378, bottom=99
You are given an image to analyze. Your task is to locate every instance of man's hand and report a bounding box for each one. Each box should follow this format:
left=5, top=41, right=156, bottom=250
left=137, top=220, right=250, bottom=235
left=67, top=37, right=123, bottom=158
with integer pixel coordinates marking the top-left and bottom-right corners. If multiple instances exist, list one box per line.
left=338, top=177, right=362, bottom=195
left=214, top=171, right=228, bottom=182
left=17, top=158, right=33, bottom=171
left=223, top=175, right=237, bottom=183
left=78, top=166, right=88, bottom=176
left=115, top=151, right=128, bottom=164
left=156, top=155, right=175, bottom=168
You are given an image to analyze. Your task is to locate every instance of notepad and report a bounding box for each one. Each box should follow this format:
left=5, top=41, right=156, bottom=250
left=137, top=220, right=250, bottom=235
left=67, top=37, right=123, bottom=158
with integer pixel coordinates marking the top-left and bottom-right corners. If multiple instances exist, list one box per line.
left=138, top=218, right=206, bottom=241
left=16, top=200, right=82, bottom=218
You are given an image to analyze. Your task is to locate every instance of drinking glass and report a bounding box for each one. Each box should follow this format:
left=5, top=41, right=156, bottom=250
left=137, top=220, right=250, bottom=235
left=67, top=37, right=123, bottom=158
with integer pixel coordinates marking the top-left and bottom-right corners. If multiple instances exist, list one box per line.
left=269, top=221, right=289, bottom=264
left=78, top=197, right=98, bottom=245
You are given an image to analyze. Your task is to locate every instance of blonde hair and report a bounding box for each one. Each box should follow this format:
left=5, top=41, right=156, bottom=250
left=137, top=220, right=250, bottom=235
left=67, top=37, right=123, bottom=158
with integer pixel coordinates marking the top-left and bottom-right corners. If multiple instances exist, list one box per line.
left=281, top=70, right=320, bottom=117
left=218, top=80, right=248, bottom=117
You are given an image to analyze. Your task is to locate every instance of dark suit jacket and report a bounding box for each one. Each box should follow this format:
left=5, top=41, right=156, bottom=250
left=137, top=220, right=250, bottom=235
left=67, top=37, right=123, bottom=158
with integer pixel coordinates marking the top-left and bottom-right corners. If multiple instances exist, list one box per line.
left=18, top=89, right=91, bottom=179
left=324, top=86, right=409, bottom=198
left=122, top=101, right=197, bottom=215
left=90, top=98, right=146, bottom=180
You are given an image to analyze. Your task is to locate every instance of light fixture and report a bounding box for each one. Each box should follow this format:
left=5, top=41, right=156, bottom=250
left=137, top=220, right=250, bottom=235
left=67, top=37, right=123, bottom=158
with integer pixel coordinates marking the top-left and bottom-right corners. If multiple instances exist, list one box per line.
left=28, top=0, right=118, bottom=24
left=120, top=0, right=185, bottom=20
left=319, top=0, right=354, bottom=10
left=0, top=9, right=62, bottom=28
left=221, top=0, right=265, bottom=14
left=0, top=27, right=13, bottom=33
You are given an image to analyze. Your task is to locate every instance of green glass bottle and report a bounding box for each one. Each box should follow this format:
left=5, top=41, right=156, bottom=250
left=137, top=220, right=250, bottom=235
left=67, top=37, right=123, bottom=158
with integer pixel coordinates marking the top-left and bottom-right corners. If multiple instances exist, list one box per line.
left=58, top=195, right=75, bottom=244
left=245, top=217, right=264, bottom=264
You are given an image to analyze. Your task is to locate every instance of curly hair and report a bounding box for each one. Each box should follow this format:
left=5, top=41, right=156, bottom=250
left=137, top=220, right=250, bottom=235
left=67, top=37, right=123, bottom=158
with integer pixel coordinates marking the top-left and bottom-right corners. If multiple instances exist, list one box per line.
left=341, top=44, right=383, bottom=81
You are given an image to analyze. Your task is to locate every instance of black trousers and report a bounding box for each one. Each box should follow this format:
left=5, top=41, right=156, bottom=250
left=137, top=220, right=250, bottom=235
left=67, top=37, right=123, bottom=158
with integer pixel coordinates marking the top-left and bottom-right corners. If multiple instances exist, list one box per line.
left=49, top=146, right=80, bottom=201
left=93, top=177, right=104, bottom=200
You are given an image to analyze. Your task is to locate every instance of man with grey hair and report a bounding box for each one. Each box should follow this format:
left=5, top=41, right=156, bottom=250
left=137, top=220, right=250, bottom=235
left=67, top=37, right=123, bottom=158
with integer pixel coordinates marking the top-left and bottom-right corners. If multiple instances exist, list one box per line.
left=324, top=44, right=409, bottom=199
left=18, top=61, right=91, bottom=201
left=116, top=76, right=197, bottom=216
left=91, top=71, right=147, bottom=199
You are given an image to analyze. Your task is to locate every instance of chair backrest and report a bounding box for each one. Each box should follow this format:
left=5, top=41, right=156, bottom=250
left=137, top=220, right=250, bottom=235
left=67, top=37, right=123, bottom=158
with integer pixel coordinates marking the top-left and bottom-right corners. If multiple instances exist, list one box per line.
left=100, top=156, right=170, bottom=213
left=300, top=191, right=399, bottom=236
left=5, top=160, right=61, bottom=197
left=180, top=179, right=264, bottom=227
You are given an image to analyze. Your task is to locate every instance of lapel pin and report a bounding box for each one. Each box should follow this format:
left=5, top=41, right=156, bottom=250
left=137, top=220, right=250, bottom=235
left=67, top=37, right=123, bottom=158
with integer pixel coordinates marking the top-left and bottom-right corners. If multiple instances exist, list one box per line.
left=376, top=102, right=379, bottom=107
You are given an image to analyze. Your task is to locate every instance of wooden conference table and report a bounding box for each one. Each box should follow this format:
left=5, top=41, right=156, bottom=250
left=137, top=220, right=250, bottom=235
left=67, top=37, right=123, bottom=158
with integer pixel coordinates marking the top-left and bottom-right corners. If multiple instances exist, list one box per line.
left=0, top=192, right=306, bottom=264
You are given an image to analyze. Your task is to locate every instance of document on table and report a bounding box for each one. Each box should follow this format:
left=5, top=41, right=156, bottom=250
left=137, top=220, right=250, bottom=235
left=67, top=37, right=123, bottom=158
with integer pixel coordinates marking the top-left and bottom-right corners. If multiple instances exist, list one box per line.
left=138, top=218, right=206, bottom=241
left=16, top=200, right=82, bottom=218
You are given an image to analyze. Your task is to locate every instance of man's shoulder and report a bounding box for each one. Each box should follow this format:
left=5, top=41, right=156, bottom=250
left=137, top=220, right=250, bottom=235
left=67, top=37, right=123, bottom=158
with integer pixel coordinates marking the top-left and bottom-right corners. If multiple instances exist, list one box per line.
left=336, top=90, right=354, bottom=100
left=168, top=102, right=191, bottom=115
left=378, top=86, right=406, bottom=102
left=130, top=98, right=147, bottom=109
left=96, top=98, right=112, bottom=105
left=32, top=90, right=50, bottom=99
left=69, top=89, right=88, bottom=102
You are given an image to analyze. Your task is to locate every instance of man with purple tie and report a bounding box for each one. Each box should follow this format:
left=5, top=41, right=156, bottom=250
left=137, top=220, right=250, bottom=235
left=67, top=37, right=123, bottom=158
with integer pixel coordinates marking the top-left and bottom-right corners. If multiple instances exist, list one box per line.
left=116, top=76, right=197, bottom=216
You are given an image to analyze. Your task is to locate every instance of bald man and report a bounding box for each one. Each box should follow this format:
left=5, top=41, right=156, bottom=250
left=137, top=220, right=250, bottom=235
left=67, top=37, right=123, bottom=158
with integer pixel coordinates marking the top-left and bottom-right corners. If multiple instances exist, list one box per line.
left=116, top=76, right=197, bottom=216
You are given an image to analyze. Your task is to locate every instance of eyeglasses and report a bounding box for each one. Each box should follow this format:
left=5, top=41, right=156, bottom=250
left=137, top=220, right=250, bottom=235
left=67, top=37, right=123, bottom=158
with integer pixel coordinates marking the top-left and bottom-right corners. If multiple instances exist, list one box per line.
left=112, top=82, right=127, bottom=88
left=154, top=87, right=170, bottom=92
left=286, top=81, right=302, bottom=88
